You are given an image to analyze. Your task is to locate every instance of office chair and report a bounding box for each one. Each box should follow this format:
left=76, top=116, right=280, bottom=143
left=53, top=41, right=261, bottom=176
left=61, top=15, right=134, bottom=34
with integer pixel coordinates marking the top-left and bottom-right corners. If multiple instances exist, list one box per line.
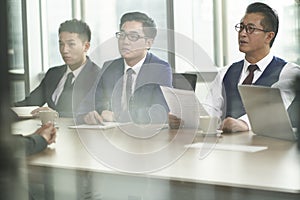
left=172, top=73, right=197, bottom=91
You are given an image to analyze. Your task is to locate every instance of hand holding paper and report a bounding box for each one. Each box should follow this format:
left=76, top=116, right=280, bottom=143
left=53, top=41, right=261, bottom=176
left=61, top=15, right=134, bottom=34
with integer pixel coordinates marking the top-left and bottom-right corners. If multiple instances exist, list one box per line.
left=161, top=86, right=207, bottom=128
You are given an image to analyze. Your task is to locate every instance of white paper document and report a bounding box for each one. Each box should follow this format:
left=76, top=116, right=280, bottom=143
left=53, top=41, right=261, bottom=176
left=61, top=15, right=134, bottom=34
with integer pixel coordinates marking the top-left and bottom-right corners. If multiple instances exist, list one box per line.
left=69, top=122, right=130, bottom=130
left=11, top=106, right=39, bottom=118
left=186, top=142, right=268, bottom=153
left=160, top=86, right=208, bottom=128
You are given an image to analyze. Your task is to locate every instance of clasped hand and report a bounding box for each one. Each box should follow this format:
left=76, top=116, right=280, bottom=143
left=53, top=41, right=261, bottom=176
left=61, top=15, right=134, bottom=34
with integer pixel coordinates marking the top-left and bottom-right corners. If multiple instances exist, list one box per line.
left=35, top=122, right=57, bottom=144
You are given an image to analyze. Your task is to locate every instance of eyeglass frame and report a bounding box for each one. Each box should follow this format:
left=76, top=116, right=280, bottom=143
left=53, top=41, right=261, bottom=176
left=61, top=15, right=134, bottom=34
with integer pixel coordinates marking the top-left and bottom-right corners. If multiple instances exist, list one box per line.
left=115, top=31, right=148, bottom=42
left=235, top=23, right=270, bottom=34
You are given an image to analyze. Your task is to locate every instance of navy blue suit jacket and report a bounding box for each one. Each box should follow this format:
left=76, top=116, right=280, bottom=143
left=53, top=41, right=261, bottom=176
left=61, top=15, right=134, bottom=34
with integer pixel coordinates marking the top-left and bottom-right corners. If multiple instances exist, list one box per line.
left=77, top=52, right=172, bottom=124
left=15, top=57, right=101, bottom=117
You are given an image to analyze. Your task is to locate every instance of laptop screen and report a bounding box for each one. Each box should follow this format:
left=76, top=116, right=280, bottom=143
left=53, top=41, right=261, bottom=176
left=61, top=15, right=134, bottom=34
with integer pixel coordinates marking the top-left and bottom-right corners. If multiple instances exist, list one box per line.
left=238, top=85, right=297, bottom=141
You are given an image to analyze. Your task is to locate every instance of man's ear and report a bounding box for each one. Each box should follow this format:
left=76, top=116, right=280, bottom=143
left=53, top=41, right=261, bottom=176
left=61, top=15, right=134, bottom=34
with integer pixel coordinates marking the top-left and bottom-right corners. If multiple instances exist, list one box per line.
left=265, top=31, right=275, bottom=45
left=84, top=41, right=90, bottom=52
left=145, top=38, right=154, bottom=49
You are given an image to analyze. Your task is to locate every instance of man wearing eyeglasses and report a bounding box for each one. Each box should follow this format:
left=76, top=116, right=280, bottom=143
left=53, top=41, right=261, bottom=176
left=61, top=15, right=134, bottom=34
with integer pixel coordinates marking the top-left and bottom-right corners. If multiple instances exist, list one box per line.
left=207, top=2, right=300, bottom=133
left=80, top=12, right=172, bottom=124
left=169, top=2, right=300, bottom=132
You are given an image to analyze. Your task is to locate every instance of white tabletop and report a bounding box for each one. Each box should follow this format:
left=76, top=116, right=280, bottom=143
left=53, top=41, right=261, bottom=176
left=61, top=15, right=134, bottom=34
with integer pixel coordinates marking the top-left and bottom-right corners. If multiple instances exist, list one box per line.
left=12, top=118, right=300, bottom=194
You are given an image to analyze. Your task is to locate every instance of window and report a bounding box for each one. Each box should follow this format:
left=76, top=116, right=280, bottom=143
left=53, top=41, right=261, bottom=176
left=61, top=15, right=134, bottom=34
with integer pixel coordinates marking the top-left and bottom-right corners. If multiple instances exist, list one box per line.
left=7, top=0, right=24, bottom=71
left=44, top=0, right=72, bottom=69
left=8, top=0, right=26, bottom=102
left=174, top=0, right=215, bottom=72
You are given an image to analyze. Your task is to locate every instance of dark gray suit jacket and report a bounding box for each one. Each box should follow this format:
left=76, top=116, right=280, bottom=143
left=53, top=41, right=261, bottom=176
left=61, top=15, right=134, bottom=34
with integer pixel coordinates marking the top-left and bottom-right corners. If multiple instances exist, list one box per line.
left=14, top=134, right=48, bottom=156
left=15, top=57, right=101, bottom=117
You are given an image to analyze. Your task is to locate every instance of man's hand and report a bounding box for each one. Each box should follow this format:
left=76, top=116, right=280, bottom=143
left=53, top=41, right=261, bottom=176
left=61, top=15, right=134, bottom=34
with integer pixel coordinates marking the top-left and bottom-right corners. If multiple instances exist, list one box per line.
left=101, top=110, right=115, bottom=122
left=168, top=113, right=184, bottom=129
left=35, top=122, right=57, bottom=144
left=221, top=117, right=249, bottom=133
left=84, top=111, right=104, bottom=125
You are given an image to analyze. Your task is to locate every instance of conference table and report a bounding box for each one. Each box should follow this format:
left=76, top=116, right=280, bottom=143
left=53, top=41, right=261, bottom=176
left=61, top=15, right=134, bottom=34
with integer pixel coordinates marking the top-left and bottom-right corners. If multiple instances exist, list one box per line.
left=12, top=118, right=300, bottom=199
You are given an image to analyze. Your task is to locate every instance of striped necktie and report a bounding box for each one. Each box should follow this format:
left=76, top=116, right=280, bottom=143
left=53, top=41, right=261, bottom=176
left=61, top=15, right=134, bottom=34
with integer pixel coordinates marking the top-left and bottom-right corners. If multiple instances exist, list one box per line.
left=126, top=68, right=134, bottom=103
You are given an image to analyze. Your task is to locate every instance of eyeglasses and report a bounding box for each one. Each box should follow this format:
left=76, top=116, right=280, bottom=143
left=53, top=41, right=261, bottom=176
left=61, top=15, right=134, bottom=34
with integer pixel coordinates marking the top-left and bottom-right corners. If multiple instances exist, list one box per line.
left=235, top=23, right=270, bottom=34
left=115, top=31, right=147, bottom=42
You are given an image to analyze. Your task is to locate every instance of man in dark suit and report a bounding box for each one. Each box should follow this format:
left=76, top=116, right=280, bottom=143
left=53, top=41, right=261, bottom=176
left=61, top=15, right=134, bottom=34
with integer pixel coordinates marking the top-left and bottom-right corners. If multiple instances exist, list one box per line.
left=81, top=12, right=172, bottom=124
left=15, top=19, right=100, bottom=117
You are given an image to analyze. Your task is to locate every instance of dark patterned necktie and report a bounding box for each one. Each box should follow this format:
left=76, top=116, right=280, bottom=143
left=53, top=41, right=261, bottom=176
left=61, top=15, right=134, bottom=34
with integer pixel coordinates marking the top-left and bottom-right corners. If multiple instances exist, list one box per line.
left=242, top=64, right=258, bottom=85
left=126, top=68, right=134, bottom=104
left=56, top=72, right=74, bottom=116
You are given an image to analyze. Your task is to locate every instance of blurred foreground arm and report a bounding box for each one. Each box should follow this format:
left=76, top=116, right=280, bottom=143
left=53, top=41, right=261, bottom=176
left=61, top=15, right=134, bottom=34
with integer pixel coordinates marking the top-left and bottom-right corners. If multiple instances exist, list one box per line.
left=15, top=122, right=57, bottom=156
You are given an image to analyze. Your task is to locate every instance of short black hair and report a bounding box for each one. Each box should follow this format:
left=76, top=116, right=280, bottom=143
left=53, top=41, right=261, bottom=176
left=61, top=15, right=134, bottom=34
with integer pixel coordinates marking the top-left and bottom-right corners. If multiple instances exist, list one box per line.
left=246, top=2, right=279, bottom=47
left=59, top=19, right=91, bottom=42
left=119, top=12, right=157, bottom=39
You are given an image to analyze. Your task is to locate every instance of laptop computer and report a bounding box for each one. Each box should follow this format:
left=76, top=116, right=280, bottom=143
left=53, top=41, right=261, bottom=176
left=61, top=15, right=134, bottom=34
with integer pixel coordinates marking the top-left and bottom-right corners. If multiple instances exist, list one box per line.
left=238, top=85, right=298, bottom=141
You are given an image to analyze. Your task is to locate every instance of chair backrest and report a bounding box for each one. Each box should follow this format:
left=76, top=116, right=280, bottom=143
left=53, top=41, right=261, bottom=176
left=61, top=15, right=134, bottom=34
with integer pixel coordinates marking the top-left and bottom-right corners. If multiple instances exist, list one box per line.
left=172, top=73, right=197, bottom=91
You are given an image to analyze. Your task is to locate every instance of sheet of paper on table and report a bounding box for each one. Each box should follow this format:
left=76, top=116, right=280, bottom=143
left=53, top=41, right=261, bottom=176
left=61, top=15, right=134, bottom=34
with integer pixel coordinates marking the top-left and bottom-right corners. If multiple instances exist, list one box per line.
left=186, top=142, right=268, bottom=153
left=11, top=106, right=39, bottom=119
left=69, top=122, right=131, bottom=130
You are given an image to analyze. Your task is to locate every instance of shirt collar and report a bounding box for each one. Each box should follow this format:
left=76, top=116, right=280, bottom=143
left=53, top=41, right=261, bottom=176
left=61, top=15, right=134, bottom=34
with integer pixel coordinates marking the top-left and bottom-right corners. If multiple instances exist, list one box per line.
left=66, top=60, right=87, bottom=78
left=123, top=54, right=147, bottom=75
left=243, top=52, right=273, bottom=73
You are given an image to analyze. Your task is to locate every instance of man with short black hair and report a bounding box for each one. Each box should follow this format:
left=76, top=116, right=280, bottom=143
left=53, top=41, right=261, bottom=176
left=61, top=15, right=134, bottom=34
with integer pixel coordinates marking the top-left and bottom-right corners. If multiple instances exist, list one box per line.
left=81, top=12, right=172, bottom=124
left=169, top=2, right=300, bottom=132
left=15, top=19, right=100, bottom=117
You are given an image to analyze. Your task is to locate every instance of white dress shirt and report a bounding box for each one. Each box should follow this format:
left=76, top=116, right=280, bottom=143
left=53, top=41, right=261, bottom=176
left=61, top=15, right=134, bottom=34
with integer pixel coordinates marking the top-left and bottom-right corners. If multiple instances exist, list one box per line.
left=204, top=52, right=300, bottom=129
left=52, top=64, right=85, bottom=104
left=121, top=56, right=146, bottom=110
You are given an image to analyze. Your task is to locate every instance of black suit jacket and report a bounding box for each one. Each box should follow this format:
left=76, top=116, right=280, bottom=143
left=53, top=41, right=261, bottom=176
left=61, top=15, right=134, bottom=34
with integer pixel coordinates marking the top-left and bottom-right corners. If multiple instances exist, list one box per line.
left=15, top=57, right=101, bottom=117
left=77, top=52, right=172, bottom=124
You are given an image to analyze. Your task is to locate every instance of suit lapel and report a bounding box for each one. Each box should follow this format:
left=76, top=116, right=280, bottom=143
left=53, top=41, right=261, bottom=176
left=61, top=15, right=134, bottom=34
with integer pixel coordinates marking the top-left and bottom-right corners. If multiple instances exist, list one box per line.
left=47, top=66, right=67, bottom=108
left=114, top=58, right=125, bottom=82
left=72, top=58, right=100, bottom=108
left=135, top=53, right=151, bottom=89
